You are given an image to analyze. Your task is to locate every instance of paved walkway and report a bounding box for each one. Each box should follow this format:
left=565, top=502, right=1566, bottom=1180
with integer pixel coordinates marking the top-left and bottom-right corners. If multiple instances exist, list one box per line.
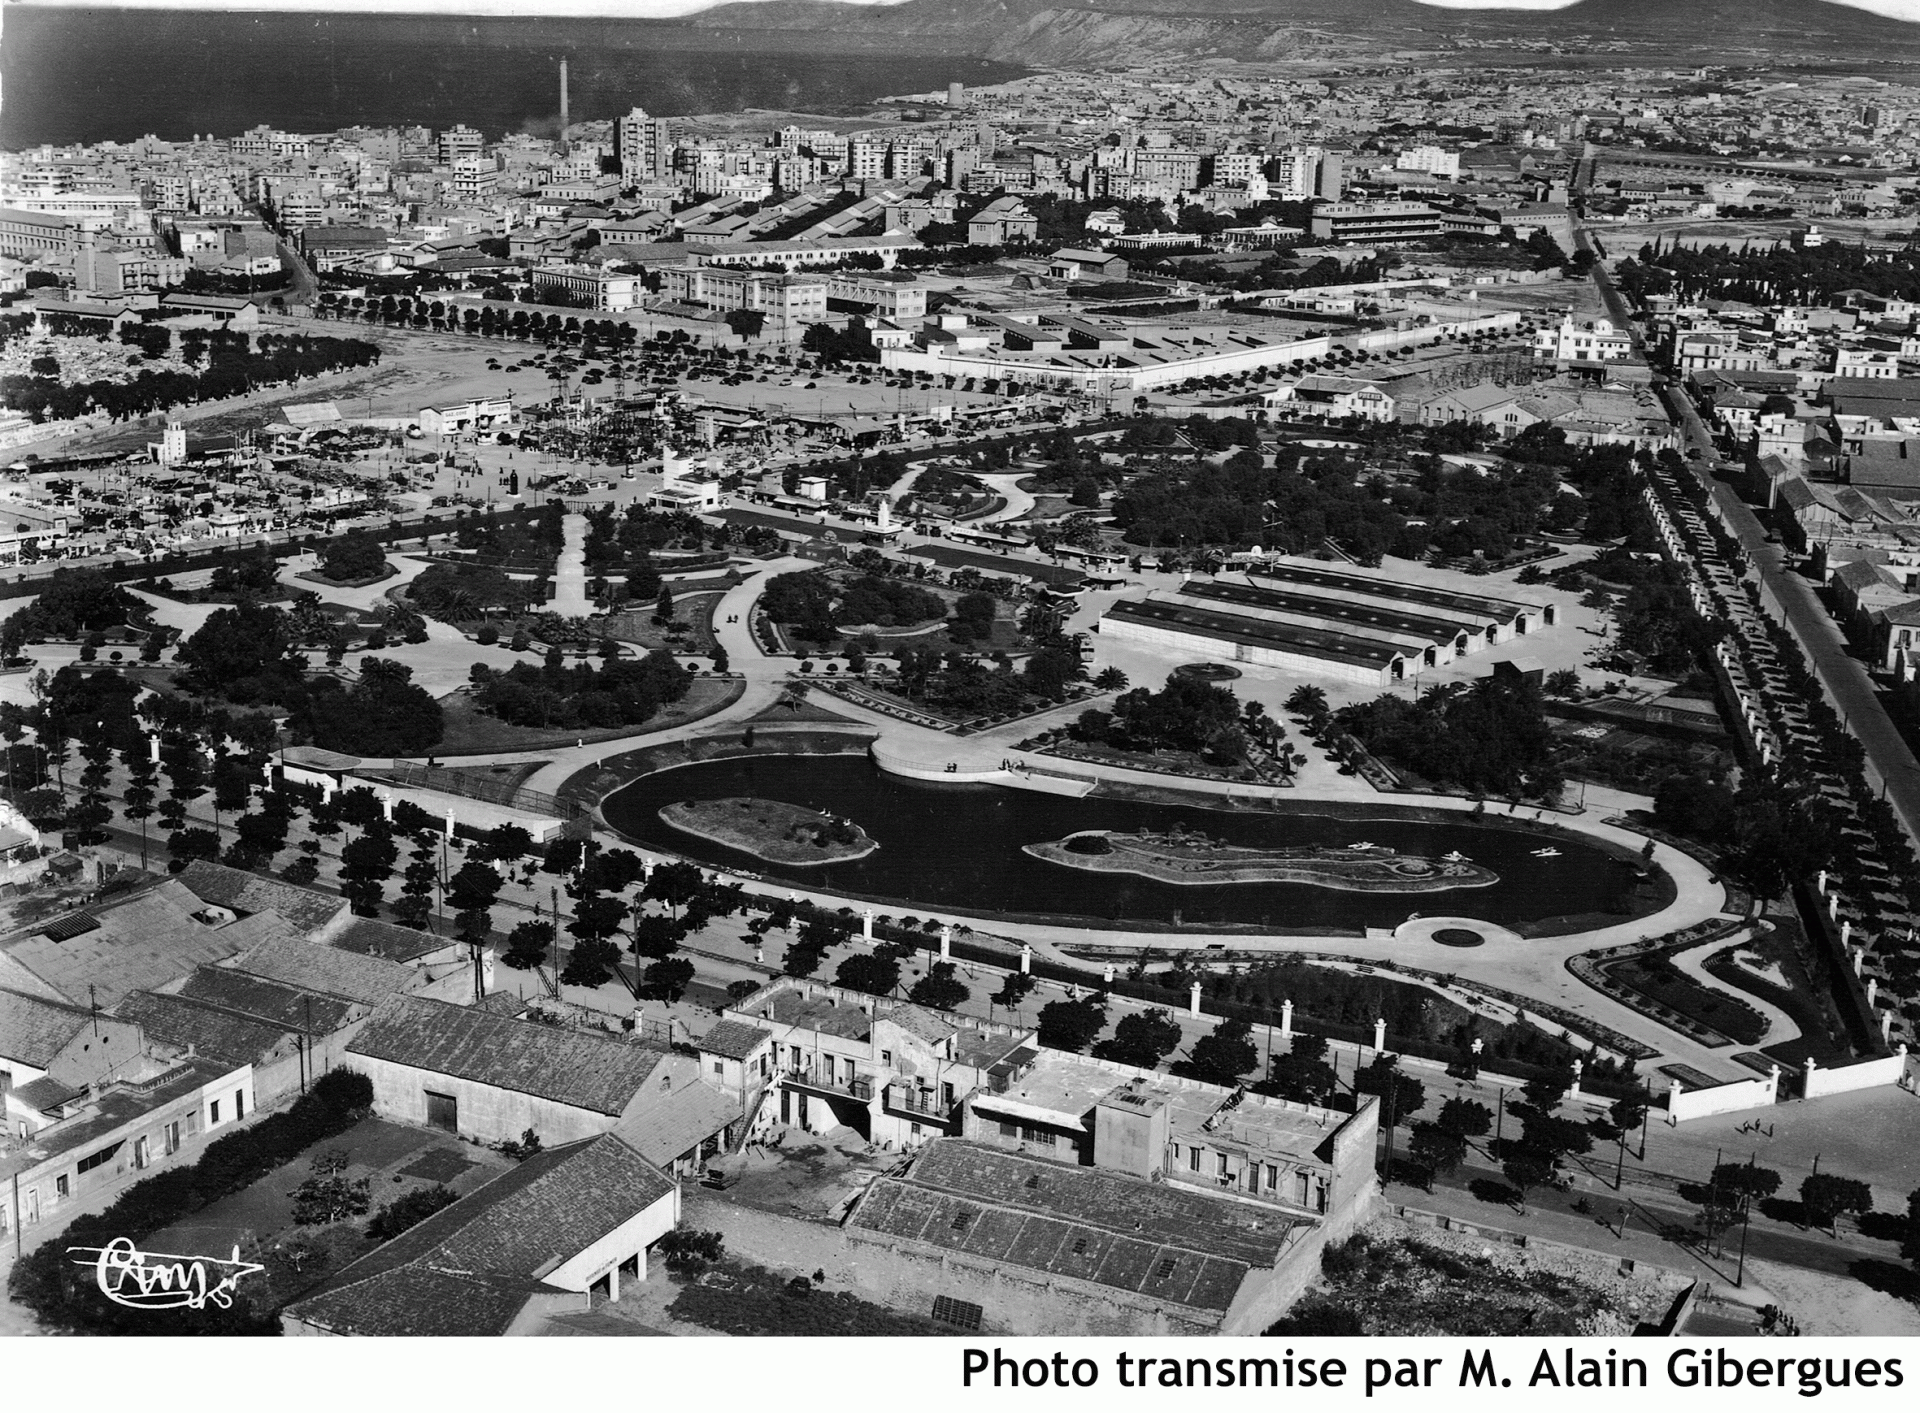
left=972, top=472, right=1039, bottom=527
left=550, top=512, right=591, bottom=618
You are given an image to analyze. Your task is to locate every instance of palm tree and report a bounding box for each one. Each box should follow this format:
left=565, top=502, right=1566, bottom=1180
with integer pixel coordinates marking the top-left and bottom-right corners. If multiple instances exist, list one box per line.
left=1286, top=684, right=1328, bottom=716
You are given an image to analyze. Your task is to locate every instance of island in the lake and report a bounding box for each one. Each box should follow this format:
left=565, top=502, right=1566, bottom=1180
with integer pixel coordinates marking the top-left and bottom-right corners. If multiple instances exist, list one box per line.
left=1023, top=830, right=1499, bottom=893
left=659, top=797, right=878, bottom=866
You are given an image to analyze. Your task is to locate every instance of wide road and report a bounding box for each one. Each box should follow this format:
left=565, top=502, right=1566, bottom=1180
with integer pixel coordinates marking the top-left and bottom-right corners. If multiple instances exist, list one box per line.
left=1580, top=222, right=1920, bottom=851
left=1659, top=380, right=1920, bottom=847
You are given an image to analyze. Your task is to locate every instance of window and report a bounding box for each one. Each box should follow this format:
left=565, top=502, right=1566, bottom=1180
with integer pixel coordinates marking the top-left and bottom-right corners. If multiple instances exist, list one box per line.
left=1188, top=1146, right=1201, bottom=1172
left=133, top=1137, right=150, bottom=1170
left=54, top=1175, right=69, bottom=1199
left=234, top=1089, right=244, bottom=1121
left=1017, top=1125, right=1055, bottom=1147
left=209, top=1100, right=221, bottom=1126
left=185, top=1110, right=201, bottom=1138
left=881, top=1049, right=893, bottom=1066
left=998, top=1121, right=1018, bottom=1138
left=1155, top=1258, right=1177, bottom=1279
left=930, top=1296, right=983, bottom=1331
left=1217, top=1154, right=1230, bottom=1175
left=77, top=1142, right=120, bottom=1175
left=712, top=1062, right=725, bottom=1077
left=1265, top=1164, right=1278, bottom=1191
left=164, top=1121, right=180, bottom=1156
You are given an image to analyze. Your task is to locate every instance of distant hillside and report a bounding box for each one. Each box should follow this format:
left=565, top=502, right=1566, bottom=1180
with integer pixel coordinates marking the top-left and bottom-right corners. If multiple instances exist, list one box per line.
left=675, top=0, right=1920, bottom=66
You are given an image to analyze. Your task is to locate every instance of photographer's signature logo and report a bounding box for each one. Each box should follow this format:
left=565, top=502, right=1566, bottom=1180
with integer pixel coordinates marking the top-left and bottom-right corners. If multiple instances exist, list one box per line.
left=68, top=1238, right=264, bottom=1311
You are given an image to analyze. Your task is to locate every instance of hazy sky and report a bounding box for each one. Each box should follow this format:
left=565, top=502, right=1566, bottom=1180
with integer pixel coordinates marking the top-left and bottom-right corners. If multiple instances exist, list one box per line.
left=10, top=0, right=1920, bottom=21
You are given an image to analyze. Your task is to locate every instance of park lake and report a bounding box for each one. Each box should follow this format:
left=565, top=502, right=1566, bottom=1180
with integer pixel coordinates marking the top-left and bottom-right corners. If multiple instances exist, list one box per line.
left=602, top=755, right=1661, bottom=934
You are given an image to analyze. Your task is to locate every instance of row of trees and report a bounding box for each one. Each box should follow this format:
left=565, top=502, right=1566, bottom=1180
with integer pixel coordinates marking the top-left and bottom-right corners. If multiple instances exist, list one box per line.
left=2, top=330, right=380, bottom=424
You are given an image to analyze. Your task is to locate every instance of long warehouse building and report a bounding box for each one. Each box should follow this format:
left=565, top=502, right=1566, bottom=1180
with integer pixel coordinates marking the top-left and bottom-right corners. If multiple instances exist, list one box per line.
left=1101, top=558, right=1561, bottom=686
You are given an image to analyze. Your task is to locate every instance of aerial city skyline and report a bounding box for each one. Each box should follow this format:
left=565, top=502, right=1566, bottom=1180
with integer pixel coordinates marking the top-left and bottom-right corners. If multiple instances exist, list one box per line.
left=0, top=0, right=1917, bottom=1361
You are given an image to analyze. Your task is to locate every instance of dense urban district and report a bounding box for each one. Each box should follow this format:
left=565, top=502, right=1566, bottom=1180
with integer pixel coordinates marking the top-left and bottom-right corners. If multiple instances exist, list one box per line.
left=5, top=47, right=1920, bottom=1344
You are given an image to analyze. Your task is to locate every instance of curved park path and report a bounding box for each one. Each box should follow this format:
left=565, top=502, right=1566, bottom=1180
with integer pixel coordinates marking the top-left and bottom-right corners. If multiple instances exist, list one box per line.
left=320, top=543, right=1749, bottom=1077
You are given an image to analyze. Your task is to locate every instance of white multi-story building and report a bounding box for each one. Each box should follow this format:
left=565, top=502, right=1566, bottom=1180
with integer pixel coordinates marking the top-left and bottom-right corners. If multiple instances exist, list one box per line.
left=1534, top=314, right=1634, bottom=363
left=1395, top=145, right=1461, bottom=178
left=616, top=107, right=674, bottom=184
left=530, top=267, right=646, bottom=312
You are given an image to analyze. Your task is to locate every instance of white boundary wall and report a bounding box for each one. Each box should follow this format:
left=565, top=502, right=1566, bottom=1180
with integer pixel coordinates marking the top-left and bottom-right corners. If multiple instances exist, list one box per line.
left=1803, top=1045, right=1915, bottom=1100
left=1666, top=1068, right=1779, bottom=1124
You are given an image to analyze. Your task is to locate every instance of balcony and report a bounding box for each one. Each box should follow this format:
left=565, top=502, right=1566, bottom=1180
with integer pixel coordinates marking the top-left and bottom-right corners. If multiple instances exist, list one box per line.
left=883, top=1083, right=971, bottom=1123
left=780, top=1065, right=873, bottom=1103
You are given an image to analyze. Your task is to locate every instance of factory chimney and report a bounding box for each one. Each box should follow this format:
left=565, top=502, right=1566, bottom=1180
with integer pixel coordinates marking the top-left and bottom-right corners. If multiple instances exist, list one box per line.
left=559, top=58, right=570, bottom=154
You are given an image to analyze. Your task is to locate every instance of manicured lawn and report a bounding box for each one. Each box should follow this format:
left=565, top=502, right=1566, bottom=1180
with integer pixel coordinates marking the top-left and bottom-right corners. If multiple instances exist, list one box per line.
left=604, top=592, right=722, bottom=654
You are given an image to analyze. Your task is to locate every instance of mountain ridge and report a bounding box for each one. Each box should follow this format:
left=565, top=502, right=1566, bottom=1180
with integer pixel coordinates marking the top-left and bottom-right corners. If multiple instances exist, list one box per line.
left=674, top=0, right=1920, bottom=66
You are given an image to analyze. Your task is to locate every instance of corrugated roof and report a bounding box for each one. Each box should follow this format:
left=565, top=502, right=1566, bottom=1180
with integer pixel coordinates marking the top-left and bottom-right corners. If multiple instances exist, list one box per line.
left=0, top=881, right=251, bottom=1009
left=229, top=933, right=418, bottom=1006
left=175, top=966, right=360, bottom=1035
left=175, top=860, right=346, bottom=934
left=848, top=1139, right=1304, bottom=1314
left=283, top=1134, right=675, bottom=1336
left=328, top=915, right=453, bottom=964
left=695, top=1018, right=772, bottom=1061
left=347, top=996, right=669, bottom=1115
left=0, top=986, right=94, bottom=1067
left=612, top=1081, right=737, bottom=1167
left=111, top=991, right=294, bottom=1067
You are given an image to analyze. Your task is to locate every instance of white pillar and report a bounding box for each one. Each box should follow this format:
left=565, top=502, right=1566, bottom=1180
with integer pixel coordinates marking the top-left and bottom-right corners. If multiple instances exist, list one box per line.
left=1570, top=1059, right=1583, bottom=1100
left=1867, top=978, right=1879, bottom=1006
left=1280, top=999, right=1293, bottom=1038
left=939, top=925, right=952, bottom=960
left=1761, top=743, right=1772, bottom=767
left=1817, top=869, right=1828, bottom=895
left=1830, top=894, right=1840, bottom=921
left=1803, top=1056, right=1818, bottom=1096
left=444, top=810, right=454, bottom=839
left=1189, top=981, right=1203, bottom=1018
left=1019, top=943, right=1031, bottom=974
left=1667, top=1078, right=1682, bottom=1125
left=1471, top=1037, right=1484, bottom=1057
left=149, top=736, right=161, bottom=764
left=1373, top=1018, right=1386, bottom=1052
left=1841, top=920, right=1852, bottom=948
left=1103, top=964, right=1115, bottom=986
left=1882, top=1011, right=1895, bottom=1043
left=381, top=791, right=393, bottom=822
left=1766, top=1064, right=1781, bottom=1103
left=861, top=909, right=874, bottom=942
left=1854, top=946, right=1865, bottom=978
